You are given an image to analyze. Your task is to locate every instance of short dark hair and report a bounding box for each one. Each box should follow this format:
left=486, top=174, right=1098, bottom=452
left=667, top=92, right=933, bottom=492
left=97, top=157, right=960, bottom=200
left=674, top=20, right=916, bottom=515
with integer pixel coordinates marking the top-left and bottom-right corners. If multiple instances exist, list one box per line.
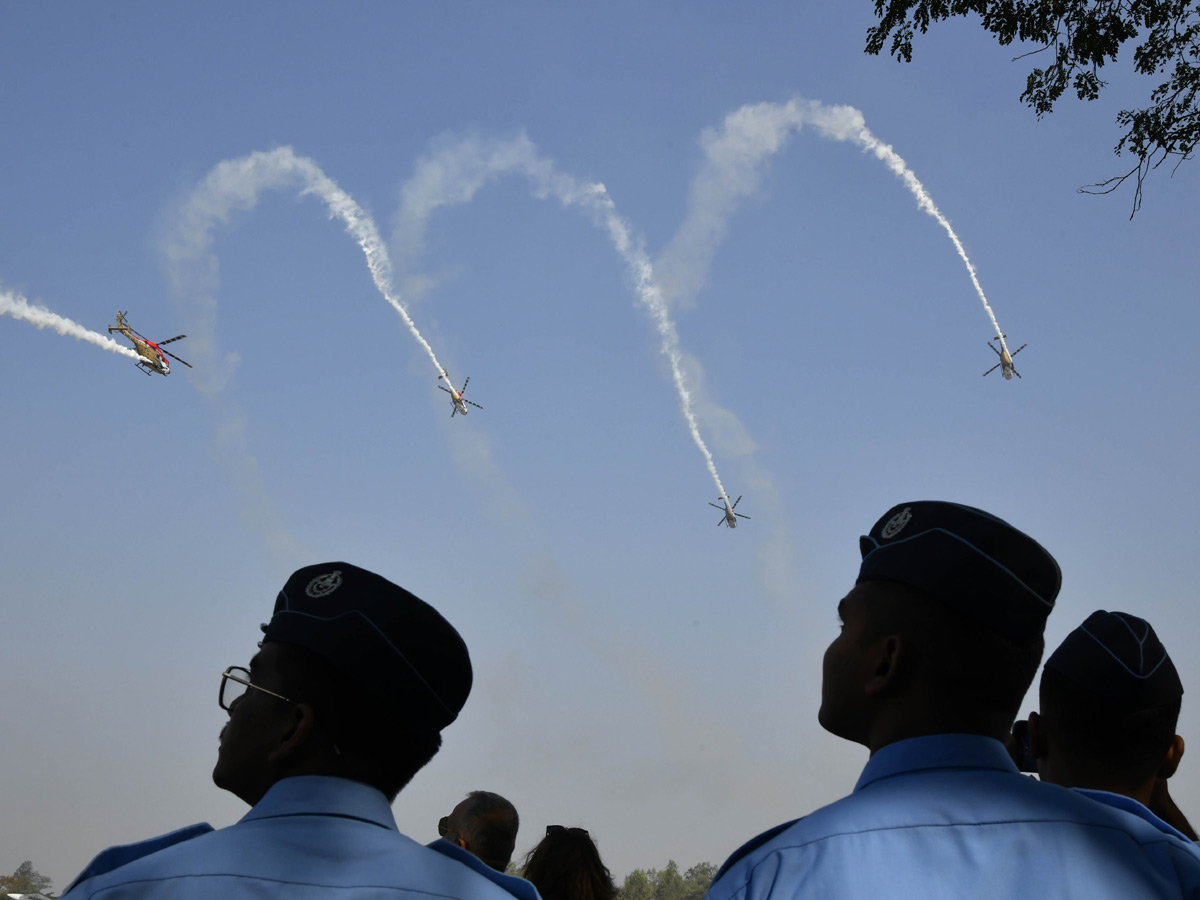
left=522, top=827, right=616, bottom=900
left=861, top=580, right=1045, bottom=728
left=1040, top=665, right=1181, bottom=780
left=274, top=642, right=442, bottom=800
left=460, top=791, right=519, bottom=871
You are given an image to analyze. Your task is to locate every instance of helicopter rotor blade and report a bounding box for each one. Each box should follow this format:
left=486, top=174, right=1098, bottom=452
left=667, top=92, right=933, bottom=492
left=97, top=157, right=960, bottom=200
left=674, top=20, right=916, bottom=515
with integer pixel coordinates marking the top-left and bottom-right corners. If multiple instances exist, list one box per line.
left=161, top=348, right=193, bottom=368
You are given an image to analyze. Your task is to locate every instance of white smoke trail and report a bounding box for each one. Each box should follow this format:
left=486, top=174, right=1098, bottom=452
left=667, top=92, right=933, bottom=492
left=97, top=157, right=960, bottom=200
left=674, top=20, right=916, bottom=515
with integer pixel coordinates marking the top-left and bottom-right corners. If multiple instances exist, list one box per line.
left=1, top=288, right=142, bottom=362
left=162, top=148, right=440, bottom=566
left=849, top=123, right=1011, bottom=354
left=658, top=97, right=1011, bottom=354
left=393, top=135, right=731, bottom=503
left=163, top=146, right=446, bottom=387
left=591, top=195, right=733, bottom=505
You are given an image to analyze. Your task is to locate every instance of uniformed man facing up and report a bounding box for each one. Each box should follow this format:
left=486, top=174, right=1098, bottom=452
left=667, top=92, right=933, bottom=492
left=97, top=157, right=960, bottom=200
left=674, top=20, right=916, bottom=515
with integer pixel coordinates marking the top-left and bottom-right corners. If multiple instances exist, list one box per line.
left=64, top=562, right=533, bottom=900
left=1023, top=609, right=1197, bottom=838
left=706, top=501, right=1200, bottom=900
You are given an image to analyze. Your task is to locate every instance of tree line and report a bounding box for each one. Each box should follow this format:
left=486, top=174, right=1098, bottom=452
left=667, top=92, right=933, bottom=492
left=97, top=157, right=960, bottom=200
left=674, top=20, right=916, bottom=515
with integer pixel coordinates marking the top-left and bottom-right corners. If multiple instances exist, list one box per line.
left=616, top=860, right=717, bottom=900
left=0, top=860, right=55, bottom=897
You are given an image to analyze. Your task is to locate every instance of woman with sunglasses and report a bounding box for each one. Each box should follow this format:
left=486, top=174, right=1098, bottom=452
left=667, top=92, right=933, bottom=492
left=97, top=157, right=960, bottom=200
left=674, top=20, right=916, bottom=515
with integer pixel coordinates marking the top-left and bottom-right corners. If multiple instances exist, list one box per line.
left=520, top=826, right=616, bottom=900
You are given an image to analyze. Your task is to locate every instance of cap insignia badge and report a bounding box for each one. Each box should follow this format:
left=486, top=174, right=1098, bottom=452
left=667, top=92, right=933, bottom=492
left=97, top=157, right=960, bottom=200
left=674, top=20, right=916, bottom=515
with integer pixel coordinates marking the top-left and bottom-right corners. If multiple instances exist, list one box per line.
left=306, top=570, right=343, bottom=598
left=881, top=507, right=912, bottom=539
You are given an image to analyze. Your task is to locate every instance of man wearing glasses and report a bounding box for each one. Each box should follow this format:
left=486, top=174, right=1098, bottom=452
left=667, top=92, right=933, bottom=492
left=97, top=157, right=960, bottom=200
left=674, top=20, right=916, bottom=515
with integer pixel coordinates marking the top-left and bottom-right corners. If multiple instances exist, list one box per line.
left=64, top=562, right=531, bottom=900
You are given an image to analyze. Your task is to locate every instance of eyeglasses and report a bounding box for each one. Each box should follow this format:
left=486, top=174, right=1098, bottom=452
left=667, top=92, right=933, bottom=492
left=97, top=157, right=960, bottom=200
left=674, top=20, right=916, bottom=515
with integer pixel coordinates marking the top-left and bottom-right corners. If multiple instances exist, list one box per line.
left=219, top=666, right=297, bottom=711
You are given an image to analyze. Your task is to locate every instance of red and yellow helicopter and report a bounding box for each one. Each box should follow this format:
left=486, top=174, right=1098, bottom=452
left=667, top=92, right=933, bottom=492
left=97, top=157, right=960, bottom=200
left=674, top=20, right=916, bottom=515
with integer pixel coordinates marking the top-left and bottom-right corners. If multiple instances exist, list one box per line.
left=107, top=311, right=192, bottom=376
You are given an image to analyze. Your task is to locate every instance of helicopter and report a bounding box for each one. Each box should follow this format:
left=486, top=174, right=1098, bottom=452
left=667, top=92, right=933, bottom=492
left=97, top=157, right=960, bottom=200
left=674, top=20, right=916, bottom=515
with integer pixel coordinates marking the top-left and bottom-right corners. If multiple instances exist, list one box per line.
left=710, top=494, right=750, bottom=528
left=438, top=371, right=483, bottom=417
left=983, top=338, right=1026, bottom=380
left=107, top=311, right=192, bottom=376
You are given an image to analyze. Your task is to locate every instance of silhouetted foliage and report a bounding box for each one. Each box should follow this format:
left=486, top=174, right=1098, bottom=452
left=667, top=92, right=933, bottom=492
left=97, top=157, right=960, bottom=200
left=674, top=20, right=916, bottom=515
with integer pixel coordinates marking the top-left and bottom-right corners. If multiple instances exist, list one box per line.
left=866, top=0, right=1199, bottom=215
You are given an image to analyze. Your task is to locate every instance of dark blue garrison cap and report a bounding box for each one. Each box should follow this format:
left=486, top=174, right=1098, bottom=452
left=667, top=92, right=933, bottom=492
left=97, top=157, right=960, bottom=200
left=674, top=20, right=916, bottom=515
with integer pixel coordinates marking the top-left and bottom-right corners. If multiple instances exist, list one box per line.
left=858, top=501, right=1061, bottom=641
left=261, top=562, right=472, bottom=730
left=1045, top=610, right=1183, bottom=710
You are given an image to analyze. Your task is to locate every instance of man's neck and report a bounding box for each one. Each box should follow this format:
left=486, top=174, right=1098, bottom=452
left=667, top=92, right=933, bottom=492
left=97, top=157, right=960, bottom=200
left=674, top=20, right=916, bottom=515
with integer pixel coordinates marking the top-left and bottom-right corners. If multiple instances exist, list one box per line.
left=867, top=708, right=1008, bottom=756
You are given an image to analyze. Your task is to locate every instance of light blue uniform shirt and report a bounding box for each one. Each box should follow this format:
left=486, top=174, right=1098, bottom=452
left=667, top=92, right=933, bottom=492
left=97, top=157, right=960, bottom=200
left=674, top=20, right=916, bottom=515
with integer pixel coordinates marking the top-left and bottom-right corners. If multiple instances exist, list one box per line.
left=426, top=839, right=541, bottom=900
left=1074, top=787, right=1195, bottom=841
left=64, top=776, right=536, bottom=900
left=708, top=734, right=1200, bottom=900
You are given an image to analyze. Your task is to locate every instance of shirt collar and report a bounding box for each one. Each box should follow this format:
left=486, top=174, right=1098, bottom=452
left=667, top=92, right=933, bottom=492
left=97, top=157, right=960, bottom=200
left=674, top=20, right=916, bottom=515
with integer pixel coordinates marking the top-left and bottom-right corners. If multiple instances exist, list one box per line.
left=240, top=775, right=399, bottom=830
left=855, top=733, right=1019, bottom=792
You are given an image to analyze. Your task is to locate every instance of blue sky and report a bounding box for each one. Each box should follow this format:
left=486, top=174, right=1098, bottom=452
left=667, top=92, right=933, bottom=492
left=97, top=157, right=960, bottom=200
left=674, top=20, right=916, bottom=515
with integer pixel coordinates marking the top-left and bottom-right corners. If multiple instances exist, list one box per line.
left=3, top=1, right=1198, bottom=890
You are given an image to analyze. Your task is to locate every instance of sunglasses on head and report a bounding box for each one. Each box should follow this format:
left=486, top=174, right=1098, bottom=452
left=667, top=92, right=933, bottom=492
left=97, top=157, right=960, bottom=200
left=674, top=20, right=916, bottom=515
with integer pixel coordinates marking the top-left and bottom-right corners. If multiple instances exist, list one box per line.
left=546, top=825, right=589, bottom=836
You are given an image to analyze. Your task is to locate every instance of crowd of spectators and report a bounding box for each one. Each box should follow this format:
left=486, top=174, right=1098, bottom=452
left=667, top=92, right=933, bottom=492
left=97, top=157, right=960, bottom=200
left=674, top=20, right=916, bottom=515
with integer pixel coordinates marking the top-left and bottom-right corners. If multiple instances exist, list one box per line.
left=57, top=501, right=1200, bottom=900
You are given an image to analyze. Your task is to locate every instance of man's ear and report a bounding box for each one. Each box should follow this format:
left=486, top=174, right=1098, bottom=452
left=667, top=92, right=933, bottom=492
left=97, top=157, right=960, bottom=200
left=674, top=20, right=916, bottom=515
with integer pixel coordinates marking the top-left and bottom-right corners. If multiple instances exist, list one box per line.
left=1028, top=710, right=1049, bottom=758
left=267, top=702, right=317, bottom=764
left=863, top=635, right=903, bottom=696
left=1159, top=734, right=1185, bottom=780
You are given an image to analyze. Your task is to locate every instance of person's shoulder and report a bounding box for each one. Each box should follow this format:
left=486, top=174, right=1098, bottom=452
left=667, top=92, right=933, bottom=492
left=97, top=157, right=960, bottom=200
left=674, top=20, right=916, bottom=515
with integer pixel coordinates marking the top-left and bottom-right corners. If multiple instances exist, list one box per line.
left=427, top=839, right=541, bottom=900
left=66, top=829, right=533, bottom=900
left=711, top=819, right=803, bottom=886
left=62, top=823, right=216, bottom=898
left=1070, top=788, right=1200, bottom=849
